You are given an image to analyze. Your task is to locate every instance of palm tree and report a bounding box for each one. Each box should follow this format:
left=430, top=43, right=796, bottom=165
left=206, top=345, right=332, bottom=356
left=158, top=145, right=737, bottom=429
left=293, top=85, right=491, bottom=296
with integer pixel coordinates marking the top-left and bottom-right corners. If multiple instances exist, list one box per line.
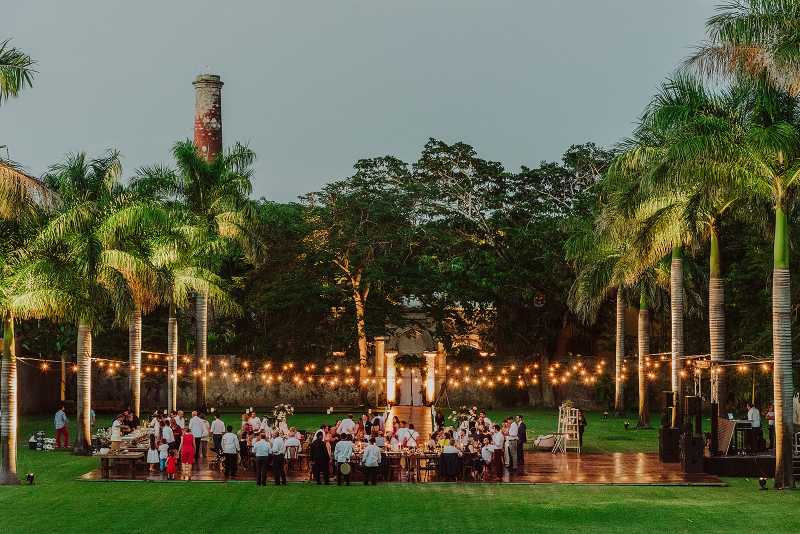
left=566, top=214, right=629, bottom=415
left=691, top=0, right=800, bottom=95
left=145, top=222, right=240, bottom=411
left=647, top=80, right=799, bottom=488
left=0, top=201, right=46, bottom=485
left=0, top=39, right=35, bottom=105
left=12, top=151, right=163, bottom=455
left=132, top=142, right=259, bottom=407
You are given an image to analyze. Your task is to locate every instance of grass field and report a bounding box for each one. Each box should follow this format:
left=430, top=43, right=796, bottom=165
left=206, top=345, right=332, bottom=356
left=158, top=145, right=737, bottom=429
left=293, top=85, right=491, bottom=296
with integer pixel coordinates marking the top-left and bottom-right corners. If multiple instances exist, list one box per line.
left=0, top=409, right=796, bottom=533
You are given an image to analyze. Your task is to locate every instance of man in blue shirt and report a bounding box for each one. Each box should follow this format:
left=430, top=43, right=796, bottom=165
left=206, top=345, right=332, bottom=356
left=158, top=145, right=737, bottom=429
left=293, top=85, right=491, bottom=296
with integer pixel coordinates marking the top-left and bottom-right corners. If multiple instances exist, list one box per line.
left=54, top=405, right=69, bottom=448
left=361, top=437, right=381, bottom=485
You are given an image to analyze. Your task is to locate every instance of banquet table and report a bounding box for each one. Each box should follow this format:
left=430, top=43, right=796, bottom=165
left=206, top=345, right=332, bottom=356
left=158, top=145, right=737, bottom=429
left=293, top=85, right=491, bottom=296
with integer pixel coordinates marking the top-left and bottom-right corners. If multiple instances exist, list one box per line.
left=98, top=451, right=145, bottom=480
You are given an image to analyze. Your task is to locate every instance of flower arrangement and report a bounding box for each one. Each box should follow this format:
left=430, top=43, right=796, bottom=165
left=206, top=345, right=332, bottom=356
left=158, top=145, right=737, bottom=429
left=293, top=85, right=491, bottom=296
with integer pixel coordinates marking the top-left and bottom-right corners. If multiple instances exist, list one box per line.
left=448, top=405, right=478, bottom=425
left=92, top=427, right=112, bottom=447
left=273, top=403, right=295, bottom=422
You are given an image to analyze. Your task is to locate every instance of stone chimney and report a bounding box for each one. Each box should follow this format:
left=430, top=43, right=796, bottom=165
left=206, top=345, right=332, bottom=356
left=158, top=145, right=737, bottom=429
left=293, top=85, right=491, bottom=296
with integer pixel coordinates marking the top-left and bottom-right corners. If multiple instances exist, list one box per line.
left=192, top=74, right=223, bottom=161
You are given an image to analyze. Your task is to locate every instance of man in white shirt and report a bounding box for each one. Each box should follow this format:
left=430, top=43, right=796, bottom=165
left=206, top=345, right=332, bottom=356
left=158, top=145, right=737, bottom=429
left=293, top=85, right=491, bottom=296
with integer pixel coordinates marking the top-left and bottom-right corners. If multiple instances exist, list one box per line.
left=337, top=415, right=356, bottom=435
left=249, top=412, right=261, bottom=432
left=161, top=421, right=175, bottom=448
left=271, top=434, right=287, bottom=485
left=260, top=419, right=273, bottom=437
left=210, top=414, right=226, bottom=453
left=361, top=437, right=382, bottom=485
left=334, top=434, right=355, bottom=485
left=491, top=424, right=504, bottom=478
left=505, top=418, right=519, bottom=472
left=220, top=425, right=240, bottom=478
left=189, top=411, right=205, bottom=462
left=252, top=433, right=271, bottom=486
left=746, top=403, right=762, bottom=454
left=174, top=410, right=185, bottom=429
left=395, top=421, right=411, bottom=444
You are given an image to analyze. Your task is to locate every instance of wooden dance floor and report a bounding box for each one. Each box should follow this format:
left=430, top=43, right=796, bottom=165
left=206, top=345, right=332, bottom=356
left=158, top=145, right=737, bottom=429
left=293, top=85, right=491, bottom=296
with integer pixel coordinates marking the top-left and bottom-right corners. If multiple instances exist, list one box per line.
left=80, top=451, right=723, bottom=486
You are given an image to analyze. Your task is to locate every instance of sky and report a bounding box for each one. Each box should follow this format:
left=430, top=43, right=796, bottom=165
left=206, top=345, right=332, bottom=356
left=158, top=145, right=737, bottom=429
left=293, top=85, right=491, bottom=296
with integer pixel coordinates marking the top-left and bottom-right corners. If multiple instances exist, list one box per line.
left=3, top=0, right=718, bottom=202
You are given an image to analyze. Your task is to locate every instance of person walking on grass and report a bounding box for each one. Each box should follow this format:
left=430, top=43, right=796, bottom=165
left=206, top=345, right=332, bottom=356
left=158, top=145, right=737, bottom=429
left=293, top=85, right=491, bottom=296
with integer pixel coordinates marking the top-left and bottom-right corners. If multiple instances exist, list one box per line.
left=54, top=405, right=69, bottom=448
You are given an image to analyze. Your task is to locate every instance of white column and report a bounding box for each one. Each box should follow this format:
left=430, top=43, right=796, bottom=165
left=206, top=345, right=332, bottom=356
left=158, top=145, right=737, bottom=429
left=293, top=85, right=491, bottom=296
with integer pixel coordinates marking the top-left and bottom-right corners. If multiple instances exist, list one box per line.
left=424, top=351, right=437, bottom=404
left=386, top=350, right=397, bottom=404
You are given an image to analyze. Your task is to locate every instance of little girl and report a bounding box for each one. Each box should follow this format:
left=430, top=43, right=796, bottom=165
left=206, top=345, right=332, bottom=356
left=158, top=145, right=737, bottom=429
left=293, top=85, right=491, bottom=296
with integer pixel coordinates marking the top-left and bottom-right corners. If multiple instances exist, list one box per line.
left=147, top=441, right=160, bottom=474
left=158, top=439, right=169, bottom=475
left=166, top=449, right=178, bottom=480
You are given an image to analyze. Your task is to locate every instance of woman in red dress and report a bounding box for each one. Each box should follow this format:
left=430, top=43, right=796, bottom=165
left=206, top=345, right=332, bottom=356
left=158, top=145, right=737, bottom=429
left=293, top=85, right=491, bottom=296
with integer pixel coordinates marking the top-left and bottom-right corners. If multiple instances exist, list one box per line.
left=179, top=430, right=195, bottom=480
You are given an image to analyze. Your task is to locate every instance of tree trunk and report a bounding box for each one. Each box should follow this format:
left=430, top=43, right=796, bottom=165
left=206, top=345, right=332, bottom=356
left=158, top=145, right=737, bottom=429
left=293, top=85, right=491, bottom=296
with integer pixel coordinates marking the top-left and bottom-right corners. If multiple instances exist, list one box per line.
left=708, top=225, right=727, bottom=408
left=670, top=246, right=684, bottom=427
left=772, top=206, right=794, bottom=489
left=74, top=322, right=92, bottom=455
left=614, top=287, right=624, bottom=415
left=0, top=312, right=19, bottom=484
left=353, top=289, right=369, bottom=405
left=637, top=293, right=650, bottom=428
left=128, top=307, right=142, bottom=417
left=195, top=293, right=208, bottom=409
left=167, top=302, right=178, bottom=412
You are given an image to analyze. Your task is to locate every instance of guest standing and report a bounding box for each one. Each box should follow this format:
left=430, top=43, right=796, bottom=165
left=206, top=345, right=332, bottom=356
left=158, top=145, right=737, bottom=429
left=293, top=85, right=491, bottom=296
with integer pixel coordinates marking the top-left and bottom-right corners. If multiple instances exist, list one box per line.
left=361, top=437, right=381, bottom=485
left=310, top=432, right=331, bottom=484
left=210, top=414, right=225, bottom=453
left=54, top=405, right=69, bottom=448
left=746, top=403, right=761, bottom=453
left=505, top=417, right=519, bottom=473
left=491, top=424, right=504, bottom=477
left=334, top=434, right=354, bottom=485
left=271, top=433, right=287, bottom=485
left=180, top=428, right=195, bottom=480
left=577, top=409, right=587, bottom=449
left=516, top=415, right=527, bottom=466
left=221, top=425, right=240, bottom=478
left=189, top=411, right=205, bottom=462
left=253, top=432, right=271, bottom=486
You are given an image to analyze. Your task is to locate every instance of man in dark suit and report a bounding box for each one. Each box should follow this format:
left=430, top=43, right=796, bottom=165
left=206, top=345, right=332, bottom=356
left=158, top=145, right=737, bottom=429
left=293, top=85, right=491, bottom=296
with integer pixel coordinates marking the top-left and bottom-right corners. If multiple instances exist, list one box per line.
left=310, top=432, right=331, bottom=484
left=516, top=415, right=527, bottom=466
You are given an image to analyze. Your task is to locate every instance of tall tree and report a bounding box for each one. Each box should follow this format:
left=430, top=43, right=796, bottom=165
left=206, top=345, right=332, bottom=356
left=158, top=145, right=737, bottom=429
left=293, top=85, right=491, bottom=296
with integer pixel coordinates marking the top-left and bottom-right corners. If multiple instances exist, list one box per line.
left=303, top=157, right=415, bottom=404
left=12, top=151, right=162, bottom=454
left=132, top=140, right=260, bottom=407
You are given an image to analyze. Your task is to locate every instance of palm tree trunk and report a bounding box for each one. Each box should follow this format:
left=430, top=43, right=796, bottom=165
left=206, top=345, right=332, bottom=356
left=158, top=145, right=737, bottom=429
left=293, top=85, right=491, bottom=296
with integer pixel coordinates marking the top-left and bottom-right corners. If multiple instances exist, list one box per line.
left=708, top=224, right=726, bottom=408
left=128, top=307, right=142, bottom=417
left=353, top=289, right=369, bottom=405
left=772, top=206, right=793, bottom=489
left=167, top=302, right=178, bottom=412
left=670, top=245, right=684, bottom=427
left=74, top=322, right=92, bottom=455
left=614, top=287, right=624, bottom=414
left=195, top=293, right=208, bottom=408
left=637, top=292, right=650, bottom=428
left=0, top=312, right=20, bottom=484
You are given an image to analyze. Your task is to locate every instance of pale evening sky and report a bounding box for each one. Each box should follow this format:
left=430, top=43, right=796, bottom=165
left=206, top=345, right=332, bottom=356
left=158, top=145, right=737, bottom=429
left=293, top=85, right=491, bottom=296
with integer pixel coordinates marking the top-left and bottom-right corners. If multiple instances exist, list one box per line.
left=3, top=1, right=717, bottom=201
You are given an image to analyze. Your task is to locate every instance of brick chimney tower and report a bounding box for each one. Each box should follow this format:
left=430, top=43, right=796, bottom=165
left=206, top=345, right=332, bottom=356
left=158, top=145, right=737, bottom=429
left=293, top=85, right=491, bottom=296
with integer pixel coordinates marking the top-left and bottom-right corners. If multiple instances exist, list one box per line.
left=192, top=73, right=223, bottom=161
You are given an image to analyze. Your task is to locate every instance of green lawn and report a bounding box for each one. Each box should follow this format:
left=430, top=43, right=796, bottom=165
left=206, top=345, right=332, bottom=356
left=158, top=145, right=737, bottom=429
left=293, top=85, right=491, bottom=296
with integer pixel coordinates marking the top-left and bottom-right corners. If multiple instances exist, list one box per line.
left=0, top=410, right=796, bottom=534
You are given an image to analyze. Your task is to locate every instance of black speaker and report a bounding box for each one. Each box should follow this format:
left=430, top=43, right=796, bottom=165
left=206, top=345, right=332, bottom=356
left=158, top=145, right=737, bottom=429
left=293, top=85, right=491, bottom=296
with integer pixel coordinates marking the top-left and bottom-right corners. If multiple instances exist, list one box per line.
left=684, top=396, right=702, bottom=436
left=685, top=396, right=701, bottom=416
left=659, top=427, right=681, bottom=463
left=680, top=435, right=705, bottom=473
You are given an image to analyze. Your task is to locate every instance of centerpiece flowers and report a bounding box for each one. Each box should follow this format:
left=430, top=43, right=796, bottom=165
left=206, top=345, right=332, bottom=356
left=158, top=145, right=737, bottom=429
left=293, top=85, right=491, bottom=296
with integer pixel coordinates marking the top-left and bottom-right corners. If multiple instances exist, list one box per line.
left=273, top=403, right=294, bottom=422
left=448, top=405, right=478, bottom=426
